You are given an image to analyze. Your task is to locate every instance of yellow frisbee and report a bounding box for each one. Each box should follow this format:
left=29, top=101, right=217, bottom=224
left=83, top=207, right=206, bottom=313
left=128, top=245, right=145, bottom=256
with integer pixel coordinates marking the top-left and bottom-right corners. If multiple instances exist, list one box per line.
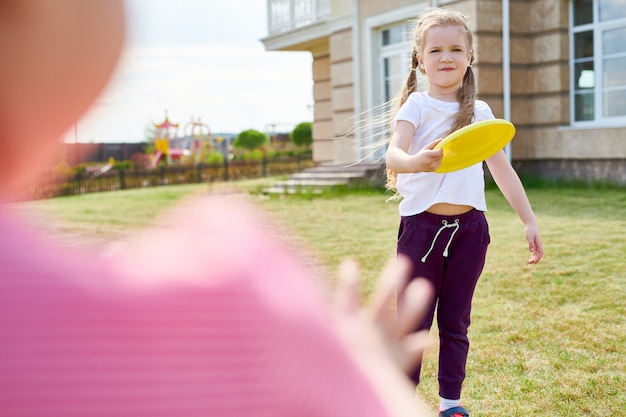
left=433, top=119, right=516, bottom=173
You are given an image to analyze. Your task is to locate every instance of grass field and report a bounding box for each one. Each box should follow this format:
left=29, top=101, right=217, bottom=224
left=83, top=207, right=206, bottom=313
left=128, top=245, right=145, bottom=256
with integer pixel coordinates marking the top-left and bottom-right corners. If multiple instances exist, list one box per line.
left=10, top=179, right=626, bottom=416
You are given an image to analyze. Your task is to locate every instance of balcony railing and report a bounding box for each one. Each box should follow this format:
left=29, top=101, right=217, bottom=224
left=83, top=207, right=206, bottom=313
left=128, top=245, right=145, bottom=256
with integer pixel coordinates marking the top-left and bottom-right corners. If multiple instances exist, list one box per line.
left=267, top=0, right=332, bottom=35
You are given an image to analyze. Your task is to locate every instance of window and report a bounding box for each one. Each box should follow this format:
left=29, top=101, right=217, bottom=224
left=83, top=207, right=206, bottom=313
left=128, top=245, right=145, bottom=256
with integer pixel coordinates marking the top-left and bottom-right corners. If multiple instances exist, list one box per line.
left=571, top=0, right=626, bottom=124
left=362, top=23, right=411, bottom=160
left=379, top=24, right=412, bottom=105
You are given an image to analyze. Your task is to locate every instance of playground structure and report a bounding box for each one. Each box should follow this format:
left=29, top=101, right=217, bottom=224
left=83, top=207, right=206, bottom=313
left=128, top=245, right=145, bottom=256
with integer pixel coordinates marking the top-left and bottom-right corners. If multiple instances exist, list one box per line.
left=184, top=117, right=212, bottom=166
left=151, top=112, right=214, bottom=168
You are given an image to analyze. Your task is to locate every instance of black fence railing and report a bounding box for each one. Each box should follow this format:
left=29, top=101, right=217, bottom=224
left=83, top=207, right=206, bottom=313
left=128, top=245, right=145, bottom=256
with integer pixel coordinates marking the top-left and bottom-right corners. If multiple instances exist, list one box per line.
left=11, top=156, right=315, bottom=202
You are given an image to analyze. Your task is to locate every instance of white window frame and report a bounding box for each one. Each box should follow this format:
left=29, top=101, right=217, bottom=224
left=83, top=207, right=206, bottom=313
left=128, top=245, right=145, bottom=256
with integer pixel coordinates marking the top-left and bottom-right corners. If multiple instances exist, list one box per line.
left=361, top=3, right=427, bottom=159
left=363, top=4, right=426, bottom=113
left=378, top=24, right=413, bottom=107
left=570, top=0, right=626, bottom=128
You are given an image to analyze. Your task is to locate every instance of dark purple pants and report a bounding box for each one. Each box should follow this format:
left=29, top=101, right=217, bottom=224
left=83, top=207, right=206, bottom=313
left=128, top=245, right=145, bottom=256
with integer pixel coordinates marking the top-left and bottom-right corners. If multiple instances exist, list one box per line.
left=397, top=209, right=490, bottom=399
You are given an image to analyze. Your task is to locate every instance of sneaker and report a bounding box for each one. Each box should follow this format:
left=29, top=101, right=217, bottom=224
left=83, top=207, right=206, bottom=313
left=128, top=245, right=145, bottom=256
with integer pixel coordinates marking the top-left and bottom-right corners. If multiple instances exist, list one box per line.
left=438, top=405, right=469, bottom=417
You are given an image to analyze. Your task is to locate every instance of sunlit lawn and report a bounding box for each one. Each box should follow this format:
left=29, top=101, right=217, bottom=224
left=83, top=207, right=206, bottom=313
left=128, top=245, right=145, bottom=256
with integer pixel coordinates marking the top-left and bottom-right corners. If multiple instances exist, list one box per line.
left=10, top=179, right=626, bottom=416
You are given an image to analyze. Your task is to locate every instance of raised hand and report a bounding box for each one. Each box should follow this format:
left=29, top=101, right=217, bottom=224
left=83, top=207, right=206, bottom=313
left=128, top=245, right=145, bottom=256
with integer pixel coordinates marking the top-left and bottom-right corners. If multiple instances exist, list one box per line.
left=333, top=256, right=435, bottom=417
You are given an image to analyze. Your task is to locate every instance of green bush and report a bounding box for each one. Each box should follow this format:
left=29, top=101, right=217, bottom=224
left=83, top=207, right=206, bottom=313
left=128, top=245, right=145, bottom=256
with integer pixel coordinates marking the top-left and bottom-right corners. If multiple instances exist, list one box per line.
left=234, top=129, right=268, bottom=151
left=243, top=149, right=264, bottom=161
left=204, top=151, right=224, bottom=165
left=113, top=160, right=133, bottom=171
left=290, top=122, right=312, bottom=147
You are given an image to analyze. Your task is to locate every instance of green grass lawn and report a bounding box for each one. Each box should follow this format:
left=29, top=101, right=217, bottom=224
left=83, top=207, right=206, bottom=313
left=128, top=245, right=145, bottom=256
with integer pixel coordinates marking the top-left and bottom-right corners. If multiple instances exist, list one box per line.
left=9, top=179, right=626, bottom=416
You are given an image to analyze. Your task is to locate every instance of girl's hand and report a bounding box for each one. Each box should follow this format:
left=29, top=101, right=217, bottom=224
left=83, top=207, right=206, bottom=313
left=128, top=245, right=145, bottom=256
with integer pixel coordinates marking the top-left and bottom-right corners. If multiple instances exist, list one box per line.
left=525, top=222, right=543, bottom=264
left=333, top=256, right=434, bottom=417
left=386, top=120, right=442, bottom=174
left=410, top=139, right=443, bottom=172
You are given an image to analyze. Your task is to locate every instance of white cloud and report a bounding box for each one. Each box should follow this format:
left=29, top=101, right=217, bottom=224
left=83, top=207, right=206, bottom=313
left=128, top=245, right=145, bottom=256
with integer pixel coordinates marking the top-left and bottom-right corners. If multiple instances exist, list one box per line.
left=70, top=0, right=313, bottom=142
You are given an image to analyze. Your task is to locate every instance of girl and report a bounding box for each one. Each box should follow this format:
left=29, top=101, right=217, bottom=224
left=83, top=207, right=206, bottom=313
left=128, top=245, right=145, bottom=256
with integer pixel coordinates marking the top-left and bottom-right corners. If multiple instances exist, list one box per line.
left=385, top=8, right=544, bottom=417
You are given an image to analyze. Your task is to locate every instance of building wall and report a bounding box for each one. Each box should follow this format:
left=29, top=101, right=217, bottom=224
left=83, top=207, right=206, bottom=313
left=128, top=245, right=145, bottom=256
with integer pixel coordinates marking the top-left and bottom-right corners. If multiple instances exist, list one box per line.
left=329, top=29, right=358, bottom=163
left=360, top=0, right=417, bottom=17
left=333, top=0, right=352, bottom=16
left=312, top=49, right=334, bottom=162
left=310, top=30, right=358, bottom=163
left=509, top=0, right=626, bottom=184
left=510, top=0, right=571, bottom=154
left=265, top=0, right=626, bottom=184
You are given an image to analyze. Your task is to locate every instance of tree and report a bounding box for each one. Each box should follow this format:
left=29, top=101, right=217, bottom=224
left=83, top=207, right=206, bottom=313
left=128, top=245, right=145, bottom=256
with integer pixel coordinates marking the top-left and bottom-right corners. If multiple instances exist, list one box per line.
left=234, top=129, right=267, bottom=151
left=290, top=122, right=312, bottom=148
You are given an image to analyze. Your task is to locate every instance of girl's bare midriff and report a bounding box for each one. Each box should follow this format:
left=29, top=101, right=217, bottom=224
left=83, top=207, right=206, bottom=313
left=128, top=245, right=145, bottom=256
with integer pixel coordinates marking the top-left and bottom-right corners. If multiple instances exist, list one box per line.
left=426, top=203, right=474, bottom=216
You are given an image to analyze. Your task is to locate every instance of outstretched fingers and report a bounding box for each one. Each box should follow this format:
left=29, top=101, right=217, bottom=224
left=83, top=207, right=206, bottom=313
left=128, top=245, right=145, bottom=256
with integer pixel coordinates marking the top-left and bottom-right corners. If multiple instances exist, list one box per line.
left=395, top=277, right=433, bottom=339
left=368, top=255, right=434, bottom=373
left=370, top=256, right=410, bottom=324
left=335, top=258, right=362, bottom=314
left=333, top=257, right=436, bottom=416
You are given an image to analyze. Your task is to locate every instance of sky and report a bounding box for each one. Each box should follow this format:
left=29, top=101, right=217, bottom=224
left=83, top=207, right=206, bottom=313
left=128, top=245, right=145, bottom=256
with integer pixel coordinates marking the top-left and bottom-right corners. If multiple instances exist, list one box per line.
left=68, top=0, right=313, bottom=143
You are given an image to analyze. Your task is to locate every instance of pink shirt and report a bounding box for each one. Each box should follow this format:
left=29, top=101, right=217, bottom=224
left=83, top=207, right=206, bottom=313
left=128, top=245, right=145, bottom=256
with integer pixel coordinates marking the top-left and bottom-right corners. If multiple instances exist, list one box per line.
left=0, top=198, right=388, bottom=416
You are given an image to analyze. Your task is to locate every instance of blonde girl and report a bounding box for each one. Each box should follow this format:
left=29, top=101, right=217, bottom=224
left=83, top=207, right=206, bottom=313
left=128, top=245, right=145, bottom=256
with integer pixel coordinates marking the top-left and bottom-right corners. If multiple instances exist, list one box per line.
left=385, top=8, right=543, bottom=417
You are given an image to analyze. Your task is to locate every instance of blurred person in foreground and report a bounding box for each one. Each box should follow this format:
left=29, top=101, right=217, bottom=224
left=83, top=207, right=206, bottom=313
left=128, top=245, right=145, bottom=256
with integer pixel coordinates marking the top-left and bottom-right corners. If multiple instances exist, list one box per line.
left=0, top=1, right=436, bottom=416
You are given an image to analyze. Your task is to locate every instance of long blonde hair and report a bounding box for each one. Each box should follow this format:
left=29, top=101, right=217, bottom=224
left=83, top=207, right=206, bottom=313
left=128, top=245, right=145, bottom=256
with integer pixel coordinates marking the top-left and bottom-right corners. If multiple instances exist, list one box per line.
left=386, top=7, right=476, bottom=191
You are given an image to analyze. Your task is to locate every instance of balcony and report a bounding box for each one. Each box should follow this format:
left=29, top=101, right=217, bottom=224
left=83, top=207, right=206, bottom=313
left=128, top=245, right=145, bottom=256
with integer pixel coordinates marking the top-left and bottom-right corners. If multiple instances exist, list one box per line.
left=267, top=0, right=332, bottom=35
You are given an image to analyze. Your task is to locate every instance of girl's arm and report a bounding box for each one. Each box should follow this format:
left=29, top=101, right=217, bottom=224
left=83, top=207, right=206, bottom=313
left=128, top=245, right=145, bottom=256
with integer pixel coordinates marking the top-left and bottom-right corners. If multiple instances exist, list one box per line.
left=486, top=150, right=544, bottom=264
left=386, top=120, right=443, bottom=173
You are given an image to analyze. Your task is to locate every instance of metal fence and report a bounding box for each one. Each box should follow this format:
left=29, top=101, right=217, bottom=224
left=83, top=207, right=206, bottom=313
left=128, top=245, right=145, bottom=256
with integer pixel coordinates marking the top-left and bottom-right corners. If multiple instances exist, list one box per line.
left=11, top=156, right=315, bottom=202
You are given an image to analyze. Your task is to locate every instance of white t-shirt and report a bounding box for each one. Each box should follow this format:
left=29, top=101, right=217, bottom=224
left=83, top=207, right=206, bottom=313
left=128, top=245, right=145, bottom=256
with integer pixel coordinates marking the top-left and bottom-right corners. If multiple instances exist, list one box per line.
left=392, top=92, right=495, bottom=216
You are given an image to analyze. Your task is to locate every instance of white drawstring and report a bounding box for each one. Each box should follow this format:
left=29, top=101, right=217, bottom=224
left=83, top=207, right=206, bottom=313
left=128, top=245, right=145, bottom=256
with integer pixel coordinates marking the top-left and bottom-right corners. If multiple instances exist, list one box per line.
left=421, top=219, right=460, bottom=263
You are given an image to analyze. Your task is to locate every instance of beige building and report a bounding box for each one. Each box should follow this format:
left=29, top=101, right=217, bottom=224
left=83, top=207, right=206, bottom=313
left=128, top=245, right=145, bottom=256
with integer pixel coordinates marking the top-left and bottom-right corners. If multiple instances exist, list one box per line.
left=262, top=0, right=626, bottom=185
